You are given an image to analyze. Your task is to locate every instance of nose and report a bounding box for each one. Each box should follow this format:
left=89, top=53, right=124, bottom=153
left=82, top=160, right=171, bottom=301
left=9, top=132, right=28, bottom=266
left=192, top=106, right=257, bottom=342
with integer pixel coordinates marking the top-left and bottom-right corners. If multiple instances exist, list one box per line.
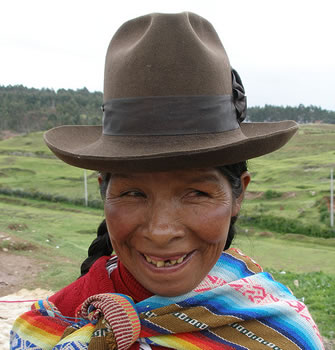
left=143, top=201, right=185, bottom=247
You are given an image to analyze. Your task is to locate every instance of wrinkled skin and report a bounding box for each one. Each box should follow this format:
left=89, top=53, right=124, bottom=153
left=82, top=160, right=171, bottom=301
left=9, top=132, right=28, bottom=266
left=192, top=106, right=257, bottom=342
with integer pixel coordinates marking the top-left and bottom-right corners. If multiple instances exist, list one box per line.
left=101, top=168, right=250, bottom=297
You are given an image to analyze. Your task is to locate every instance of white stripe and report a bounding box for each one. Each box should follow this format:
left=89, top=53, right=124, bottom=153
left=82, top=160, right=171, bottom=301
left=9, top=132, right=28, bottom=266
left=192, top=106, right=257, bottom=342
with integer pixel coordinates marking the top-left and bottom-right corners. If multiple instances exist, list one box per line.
left=138, top=338, right=153, bottom=350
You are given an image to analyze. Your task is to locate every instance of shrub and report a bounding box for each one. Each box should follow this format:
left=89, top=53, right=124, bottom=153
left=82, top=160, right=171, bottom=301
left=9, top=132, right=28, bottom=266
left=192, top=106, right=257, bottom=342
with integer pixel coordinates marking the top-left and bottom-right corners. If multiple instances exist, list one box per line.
left=239, top=214, right=335, bottom=238
left=264, top=190, right=282, bottom=199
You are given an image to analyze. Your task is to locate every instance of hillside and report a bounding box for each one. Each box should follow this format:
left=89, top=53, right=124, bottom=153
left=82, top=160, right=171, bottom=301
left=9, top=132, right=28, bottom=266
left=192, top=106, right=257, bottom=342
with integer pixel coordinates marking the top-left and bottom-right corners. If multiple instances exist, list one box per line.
left=0, top=124, right=334, bottom=237
left=243, top=124, right=335, bottom=237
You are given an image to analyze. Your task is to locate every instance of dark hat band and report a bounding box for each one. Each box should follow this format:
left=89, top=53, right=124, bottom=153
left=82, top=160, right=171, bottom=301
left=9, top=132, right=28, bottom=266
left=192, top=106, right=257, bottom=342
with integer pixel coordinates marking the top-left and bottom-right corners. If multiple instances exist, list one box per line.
left=102, top=95, right=240, bottom=136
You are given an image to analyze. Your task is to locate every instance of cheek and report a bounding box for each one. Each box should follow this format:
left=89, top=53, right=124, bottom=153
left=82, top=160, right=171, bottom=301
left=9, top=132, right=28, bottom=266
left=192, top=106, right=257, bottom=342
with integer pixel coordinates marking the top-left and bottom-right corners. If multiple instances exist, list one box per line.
left=104, top=203, right=142, bottom=243
left=185, top=204, right=232, bottom=243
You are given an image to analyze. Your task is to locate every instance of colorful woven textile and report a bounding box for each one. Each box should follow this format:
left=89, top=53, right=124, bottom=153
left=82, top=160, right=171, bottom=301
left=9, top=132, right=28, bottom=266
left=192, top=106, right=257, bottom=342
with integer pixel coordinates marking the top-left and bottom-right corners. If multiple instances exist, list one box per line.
left=10, top=248, right=324, bottom=349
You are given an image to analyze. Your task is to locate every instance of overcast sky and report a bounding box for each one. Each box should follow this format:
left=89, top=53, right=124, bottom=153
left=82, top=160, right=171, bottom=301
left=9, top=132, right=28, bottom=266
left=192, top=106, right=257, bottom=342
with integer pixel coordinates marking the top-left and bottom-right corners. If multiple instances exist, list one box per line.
left=1, top=0, right=335, bottom=110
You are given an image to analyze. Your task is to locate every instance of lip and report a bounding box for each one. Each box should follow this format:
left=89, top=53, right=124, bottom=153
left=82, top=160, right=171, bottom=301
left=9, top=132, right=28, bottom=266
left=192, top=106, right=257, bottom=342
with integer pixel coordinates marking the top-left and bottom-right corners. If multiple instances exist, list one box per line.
left=138, top=250, right=196, bottom=273
left=142, top=252, right=189, bottom=261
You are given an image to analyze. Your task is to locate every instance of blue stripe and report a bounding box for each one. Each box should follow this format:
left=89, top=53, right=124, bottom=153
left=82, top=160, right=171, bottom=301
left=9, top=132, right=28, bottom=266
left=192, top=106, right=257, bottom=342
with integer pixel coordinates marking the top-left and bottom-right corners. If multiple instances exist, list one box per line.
left=218, top=252, right=256, bottom=277
left=260, top=314, right=319, bottom=350
left=136, top=251, right=320, bottom=348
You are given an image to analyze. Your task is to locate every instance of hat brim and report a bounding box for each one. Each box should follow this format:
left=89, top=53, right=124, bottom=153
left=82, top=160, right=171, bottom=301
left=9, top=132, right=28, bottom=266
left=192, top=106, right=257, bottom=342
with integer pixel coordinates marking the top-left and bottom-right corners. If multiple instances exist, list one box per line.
left=44, top=121, right=298, bottom=172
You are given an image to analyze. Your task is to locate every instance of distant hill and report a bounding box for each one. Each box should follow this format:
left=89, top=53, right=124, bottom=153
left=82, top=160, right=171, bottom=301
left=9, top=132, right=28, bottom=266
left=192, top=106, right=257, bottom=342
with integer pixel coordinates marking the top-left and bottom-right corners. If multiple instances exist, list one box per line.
left=246, top=104, right=335, bottom=124
left=0, top=85, right=334, bottom=133
left=0, top=85, right=102, bottom=133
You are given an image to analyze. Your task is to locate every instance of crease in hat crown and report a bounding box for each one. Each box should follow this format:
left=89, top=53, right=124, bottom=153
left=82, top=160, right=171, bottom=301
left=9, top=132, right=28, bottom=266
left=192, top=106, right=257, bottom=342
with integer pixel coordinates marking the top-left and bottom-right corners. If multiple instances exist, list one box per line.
left=103, top=12, right=232, bottom=101
left=44, top=12, right=299, bottom=173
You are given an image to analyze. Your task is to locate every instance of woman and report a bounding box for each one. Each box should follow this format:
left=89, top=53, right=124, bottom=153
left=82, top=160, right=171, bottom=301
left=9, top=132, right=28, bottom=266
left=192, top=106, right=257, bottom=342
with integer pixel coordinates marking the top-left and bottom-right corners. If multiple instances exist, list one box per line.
left=11, top=12, right=324, bottom=350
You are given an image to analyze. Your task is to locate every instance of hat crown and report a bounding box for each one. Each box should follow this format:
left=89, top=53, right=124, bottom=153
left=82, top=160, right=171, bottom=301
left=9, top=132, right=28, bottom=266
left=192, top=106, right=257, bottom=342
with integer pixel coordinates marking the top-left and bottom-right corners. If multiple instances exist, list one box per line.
left=44, top=12, right=298, bottom=173
left=103, top=12, right=232, bottom=102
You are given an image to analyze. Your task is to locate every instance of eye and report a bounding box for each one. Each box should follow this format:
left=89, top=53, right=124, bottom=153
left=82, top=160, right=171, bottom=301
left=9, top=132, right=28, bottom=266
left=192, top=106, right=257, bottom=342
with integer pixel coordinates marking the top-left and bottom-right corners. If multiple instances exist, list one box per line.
left=120, top=190, right=146, bottom=198
left=187, top=189, right=210, bottom=198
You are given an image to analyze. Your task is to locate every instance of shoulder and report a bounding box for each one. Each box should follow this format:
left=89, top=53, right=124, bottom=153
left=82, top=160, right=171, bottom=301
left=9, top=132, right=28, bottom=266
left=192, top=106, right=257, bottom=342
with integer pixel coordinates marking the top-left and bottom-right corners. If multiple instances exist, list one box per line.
left=48, top=255, right=115, bottom=316
left=222, top=248, right=263, bottom=273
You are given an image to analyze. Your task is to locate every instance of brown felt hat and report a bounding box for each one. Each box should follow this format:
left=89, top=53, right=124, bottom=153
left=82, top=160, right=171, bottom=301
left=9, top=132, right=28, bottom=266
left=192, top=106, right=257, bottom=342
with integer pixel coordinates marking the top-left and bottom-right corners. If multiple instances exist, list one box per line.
left=44, top=12, right=298, bottom=172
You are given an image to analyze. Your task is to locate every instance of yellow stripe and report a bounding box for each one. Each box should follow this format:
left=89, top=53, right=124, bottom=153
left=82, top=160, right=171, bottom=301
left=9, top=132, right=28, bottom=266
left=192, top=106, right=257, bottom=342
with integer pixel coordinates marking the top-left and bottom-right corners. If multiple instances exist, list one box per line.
left=13, top=317, right=61, bottom=348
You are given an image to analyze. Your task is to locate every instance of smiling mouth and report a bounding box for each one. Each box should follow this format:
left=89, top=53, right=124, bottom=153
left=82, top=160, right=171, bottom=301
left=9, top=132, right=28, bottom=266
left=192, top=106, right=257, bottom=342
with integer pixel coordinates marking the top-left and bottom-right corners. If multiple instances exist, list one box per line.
left=143, top=253, right=189, bottom=268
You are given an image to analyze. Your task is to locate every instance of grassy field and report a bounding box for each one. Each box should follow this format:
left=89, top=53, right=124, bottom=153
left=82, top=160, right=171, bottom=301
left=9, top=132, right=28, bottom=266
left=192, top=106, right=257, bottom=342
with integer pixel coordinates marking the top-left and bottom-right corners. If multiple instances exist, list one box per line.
left=0, top=125, right=334, bottom=339
left=1, top=126, right=334, bottom=226
left=0, top=196, right=103, bottom=288
left=0, top=131, right=99, bottom=201
left=242, top=124, right=335, bottom=239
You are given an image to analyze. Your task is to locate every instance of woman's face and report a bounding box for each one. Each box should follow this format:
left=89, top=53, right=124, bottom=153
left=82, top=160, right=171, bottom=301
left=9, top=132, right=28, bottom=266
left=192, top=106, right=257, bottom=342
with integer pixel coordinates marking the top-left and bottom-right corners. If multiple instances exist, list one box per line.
left=104, top=168, right=249, bottom=297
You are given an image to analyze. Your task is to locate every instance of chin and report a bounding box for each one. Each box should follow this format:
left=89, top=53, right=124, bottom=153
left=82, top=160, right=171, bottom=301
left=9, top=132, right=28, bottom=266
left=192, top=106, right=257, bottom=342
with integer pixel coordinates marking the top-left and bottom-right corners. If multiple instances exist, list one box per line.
left=152, top=288, right=191, bottom=297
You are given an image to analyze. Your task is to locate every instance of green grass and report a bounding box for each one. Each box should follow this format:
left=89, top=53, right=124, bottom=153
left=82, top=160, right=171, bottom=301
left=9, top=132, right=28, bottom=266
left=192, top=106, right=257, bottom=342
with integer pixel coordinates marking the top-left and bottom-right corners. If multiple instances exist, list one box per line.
left=248, top=124, right=335, bottom=192
left=232, top=232, right=335, bottom=275
left=0, top=195, right=103, bottom=290
left=0, top=154, right=100, bottom=200
left=240, top=125, right=335, bottom=238
left=0, top=131, right=100, bottom=201
left=0, top=131, right=52, bottom=155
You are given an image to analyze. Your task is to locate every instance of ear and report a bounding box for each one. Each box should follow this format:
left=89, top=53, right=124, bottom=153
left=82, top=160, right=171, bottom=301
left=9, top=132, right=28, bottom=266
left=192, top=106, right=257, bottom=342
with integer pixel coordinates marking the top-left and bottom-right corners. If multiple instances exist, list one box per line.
left=98, top=174, right=103, bottom=186
left=232, top=171, right=251, bottom=216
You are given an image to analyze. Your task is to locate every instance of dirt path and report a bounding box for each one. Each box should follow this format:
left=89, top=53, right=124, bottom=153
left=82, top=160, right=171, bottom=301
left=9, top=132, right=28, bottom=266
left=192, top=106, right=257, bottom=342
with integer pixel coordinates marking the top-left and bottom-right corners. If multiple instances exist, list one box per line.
left=0, top=251, right=43, bottom=297
left=0, top=251, right=53, bottom=349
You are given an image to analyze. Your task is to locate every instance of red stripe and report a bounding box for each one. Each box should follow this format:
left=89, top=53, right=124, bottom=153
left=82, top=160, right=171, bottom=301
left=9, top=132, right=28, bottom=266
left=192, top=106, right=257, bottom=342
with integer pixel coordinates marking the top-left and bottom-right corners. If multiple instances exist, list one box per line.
left=140, top=326, right=158, bottom=338
left=20, top=311, right=66, bottom=335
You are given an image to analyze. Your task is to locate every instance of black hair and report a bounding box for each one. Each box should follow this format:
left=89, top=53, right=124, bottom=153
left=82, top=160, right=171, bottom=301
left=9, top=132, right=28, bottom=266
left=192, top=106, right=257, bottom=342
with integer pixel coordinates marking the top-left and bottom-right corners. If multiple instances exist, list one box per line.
left=80, top=161, right=247, bottom=276
left=217, top=162, right=248, bottom=249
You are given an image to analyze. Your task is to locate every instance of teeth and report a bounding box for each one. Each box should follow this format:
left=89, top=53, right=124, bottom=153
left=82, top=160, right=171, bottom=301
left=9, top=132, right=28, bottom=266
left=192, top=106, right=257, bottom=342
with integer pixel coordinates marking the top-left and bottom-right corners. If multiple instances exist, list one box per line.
left=156, top=261, right=165, bottom=268
left=144, top=254, right=187, bottom=268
